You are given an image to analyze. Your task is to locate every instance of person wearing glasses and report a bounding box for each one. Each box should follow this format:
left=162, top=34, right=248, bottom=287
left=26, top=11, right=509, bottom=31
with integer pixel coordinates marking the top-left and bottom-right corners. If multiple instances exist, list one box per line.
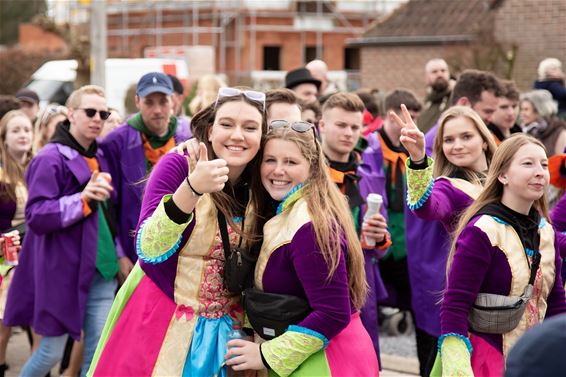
left=88, top=87, right=267, bottom=376
left=318, top=92, right=390, bottom=361
left=3, top=85, right=120, bottom=376
left=99, top=72, right=191, bottom=280
left=224, top=118, right=379, bottom=376
left=33, top=103, right=68, bottom=153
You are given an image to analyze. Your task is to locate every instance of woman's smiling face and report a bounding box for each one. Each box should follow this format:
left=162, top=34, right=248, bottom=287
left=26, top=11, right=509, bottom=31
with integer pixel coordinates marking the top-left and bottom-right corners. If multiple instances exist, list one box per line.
left=261, top=139, right=310, bottom=201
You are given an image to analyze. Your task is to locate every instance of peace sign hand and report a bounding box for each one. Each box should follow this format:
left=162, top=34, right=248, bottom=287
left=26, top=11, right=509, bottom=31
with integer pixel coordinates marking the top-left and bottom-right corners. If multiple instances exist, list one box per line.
left=393, top=104, right=426, bottom=162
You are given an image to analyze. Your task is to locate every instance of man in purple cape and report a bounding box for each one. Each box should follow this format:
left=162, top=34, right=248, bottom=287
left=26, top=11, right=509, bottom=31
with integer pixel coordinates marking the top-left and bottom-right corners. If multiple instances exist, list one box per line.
left=4, top=85, right=119, bottom=376
left=99, top=72, right=190, bottom=272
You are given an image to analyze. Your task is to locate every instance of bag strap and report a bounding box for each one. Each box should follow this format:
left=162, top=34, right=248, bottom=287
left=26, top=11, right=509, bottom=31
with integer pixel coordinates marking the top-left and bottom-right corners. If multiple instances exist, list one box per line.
left=217, top=210, right=246, bottom=258
left=217, top=211, right=231, bottom=260
left=528, top=250, right=541, bottom=286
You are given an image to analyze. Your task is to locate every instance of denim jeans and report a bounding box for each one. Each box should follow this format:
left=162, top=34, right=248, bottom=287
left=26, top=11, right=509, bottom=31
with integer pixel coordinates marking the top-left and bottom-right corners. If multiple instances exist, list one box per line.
left=19, top=273, right=117, bottom=377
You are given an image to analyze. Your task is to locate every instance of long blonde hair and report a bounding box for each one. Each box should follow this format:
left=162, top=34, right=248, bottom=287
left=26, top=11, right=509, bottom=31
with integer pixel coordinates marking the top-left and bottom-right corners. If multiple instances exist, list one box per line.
left=0, top=110, right=33, bottom=202
left=433, top=106, right=497, bottom=184
left=447, top=134, right=550, bottom=273
left=34, top=104, right=68, bottom=152
left=262, top=127, right=368, bottom=309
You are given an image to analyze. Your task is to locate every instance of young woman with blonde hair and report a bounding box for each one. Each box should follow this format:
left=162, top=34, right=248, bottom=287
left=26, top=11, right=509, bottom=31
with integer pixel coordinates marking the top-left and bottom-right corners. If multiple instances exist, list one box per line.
left=33, top=104, right=67, bottom=152
left=401, top=105, right=498, bottom=226
left=0, top=110, right=32, bottom=376
left=435, top=134, right=566, bottom=376
left=396, top=104, right=497, bottom=375
left=225, top=122, right=379, bottom=376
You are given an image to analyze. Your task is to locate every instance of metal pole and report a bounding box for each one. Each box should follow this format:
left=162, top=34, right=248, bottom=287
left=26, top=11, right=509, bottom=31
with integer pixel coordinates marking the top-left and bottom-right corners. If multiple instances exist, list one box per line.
left=249, top=9, right=256, bottom=73
left=316, top=0, right=322, bottom=59
left=90, top=0, right=107, bottom=88
left=192, top=1, right=199, bottom=45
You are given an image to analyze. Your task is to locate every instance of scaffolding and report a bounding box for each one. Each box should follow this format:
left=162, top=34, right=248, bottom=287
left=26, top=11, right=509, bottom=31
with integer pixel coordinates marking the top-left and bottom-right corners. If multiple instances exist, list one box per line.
left=62, top=0, right=394, bottom=84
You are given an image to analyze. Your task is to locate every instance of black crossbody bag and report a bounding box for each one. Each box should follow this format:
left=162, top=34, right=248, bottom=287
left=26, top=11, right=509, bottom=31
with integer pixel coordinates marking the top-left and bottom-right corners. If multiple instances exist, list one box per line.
left=218, top=212, right=311, bottom=339
left=218, top=211, right=257, bottom=295
left=242, top=287, right=311, bottom=340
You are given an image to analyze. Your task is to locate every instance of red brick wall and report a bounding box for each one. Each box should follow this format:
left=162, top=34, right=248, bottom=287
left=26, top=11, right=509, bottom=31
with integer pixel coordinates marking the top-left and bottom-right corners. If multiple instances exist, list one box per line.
left=494, top=0, right=566, bottom=91
left=19, top=24, right=68, bottom=54
left=360, top=44, right=473, bottom=98
left=360, top=0, right=566, bottom=98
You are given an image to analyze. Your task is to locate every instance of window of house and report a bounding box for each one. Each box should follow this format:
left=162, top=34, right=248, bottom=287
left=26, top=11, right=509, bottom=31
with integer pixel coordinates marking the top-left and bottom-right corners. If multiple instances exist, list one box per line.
left=263, top=46, right=281, bottom=70
left=305, top=46, right=319, bottom=64
left=344, top=47, right=360, bottom=70
left=297, top=1, right=332, bottom=14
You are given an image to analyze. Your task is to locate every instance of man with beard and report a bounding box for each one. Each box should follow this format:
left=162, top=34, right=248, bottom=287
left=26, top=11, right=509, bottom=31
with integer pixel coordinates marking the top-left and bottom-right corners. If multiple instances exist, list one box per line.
left=418, top=59, right=453, bottom=133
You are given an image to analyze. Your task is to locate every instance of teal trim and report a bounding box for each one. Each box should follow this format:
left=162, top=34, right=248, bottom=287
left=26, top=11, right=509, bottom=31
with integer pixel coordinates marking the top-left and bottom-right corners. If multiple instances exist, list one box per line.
left=276, top=183, right=304, bottom=215
left=490, top=216, right=540, bottom=258
left=492, top=215, right=546, bottom=229
left=135, top=219, right=182, bottom=264
left=492, top=216, right=507, bottom=225
left=407, top=179, right=434, bottom=211
left=438, top=332, right=473, bottom=355
left=287, top=325, right=329, bottom=349
left=525, top=248, right=535, bottom=257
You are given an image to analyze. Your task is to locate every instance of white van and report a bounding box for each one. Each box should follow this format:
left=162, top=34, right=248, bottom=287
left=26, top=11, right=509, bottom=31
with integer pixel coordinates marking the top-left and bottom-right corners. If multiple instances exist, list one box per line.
left=26, top=58, right=189, bottom=116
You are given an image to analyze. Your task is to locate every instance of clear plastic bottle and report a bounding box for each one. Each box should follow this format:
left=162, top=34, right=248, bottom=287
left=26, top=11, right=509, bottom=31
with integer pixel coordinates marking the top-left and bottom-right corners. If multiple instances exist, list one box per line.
left=226, top=320, right=246, bottom=377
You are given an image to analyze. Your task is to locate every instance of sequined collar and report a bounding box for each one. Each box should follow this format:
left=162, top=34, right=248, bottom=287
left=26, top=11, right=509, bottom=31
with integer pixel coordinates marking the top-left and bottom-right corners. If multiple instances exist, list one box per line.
left=276, top=184, right=304, bottom=215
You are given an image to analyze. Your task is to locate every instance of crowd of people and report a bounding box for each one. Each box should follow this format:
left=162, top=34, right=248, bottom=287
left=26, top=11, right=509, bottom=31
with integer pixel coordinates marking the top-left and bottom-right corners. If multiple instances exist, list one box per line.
left=0, top=56, right=565, bottom=377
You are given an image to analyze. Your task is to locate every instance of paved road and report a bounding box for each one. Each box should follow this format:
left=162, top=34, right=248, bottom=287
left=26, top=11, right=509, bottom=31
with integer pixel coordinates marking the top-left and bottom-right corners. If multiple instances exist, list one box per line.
left=5, top=329, right=420, bottom=376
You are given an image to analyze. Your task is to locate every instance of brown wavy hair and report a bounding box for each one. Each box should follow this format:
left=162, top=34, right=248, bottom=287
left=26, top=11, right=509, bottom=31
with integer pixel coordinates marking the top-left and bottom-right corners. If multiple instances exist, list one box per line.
left=190, top=90, right=268, bottom=248
left=262, top=127, right=368, bottom=309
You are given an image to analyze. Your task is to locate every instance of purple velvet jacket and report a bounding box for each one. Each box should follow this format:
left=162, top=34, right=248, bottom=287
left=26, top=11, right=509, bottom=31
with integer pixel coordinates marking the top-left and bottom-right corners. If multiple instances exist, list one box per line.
left=133, top=152, right=194, bottom=300
left=3, top=143, right=114, bottom=340
left=357, top=135, right=390, bottom=354
left=442, top=215, right=566, bottom=352
left=361, top=132, right=450, bottom=337
left=259, top=204, right=354, bottom=340
left=99, top=119, right=190, bottom=263
left=411, top=177, right=476, bottom=233
left=409, top=177, right=478, bottom=336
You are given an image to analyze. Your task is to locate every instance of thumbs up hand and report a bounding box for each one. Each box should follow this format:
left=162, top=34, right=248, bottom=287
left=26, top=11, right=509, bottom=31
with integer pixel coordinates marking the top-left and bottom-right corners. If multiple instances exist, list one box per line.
left=186, top=142, right=230, bottom=194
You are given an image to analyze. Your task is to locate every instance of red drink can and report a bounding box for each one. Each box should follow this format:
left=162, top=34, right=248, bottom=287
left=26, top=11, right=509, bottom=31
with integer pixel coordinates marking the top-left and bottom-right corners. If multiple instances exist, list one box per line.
left=3, top=235, right=18, bottom=266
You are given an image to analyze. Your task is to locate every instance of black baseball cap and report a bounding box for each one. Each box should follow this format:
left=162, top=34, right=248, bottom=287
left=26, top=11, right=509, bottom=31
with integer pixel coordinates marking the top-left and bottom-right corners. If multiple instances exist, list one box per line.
left=16, top=88, right=40, bottom=105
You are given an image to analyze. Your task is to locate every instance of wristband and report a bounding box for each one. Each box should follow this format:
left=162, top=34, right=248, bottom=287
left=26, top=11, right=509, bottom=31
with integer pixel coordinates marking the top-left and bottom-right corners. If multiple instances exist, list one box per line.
left=186, top=175, right=203, bottom=196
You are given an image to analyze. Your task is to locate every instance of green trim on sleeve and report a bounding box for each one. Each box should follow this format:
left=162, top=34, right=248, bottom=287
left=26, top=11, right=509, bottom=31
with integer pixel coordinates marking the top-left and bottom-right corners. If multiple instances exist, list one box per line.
left=406, top=157, right=435, bottom=210
left=262, top=329, right=324, bottom=377
left=137, top=195, right=193, bottom=263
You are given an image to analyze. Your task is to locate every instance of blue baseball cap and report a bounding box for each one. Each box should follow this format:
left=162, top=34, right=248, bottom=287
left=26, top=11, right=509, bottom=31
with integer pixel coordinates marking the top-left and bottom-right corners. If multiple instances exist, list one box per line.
left=136, top=72, right=173, bottom=97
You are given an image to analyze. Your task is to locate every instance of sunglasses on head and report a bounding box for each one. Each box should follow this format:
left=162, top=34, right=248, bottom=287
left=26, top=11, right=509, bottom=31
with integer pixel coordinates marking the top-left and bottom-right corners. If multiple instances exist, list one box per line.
left=78, top=108, right=111, bottom=120
left=215, top=87, right=266, bottom=111
left=269, top=120, right=315, bottom=133
left=39, top=104, right=67, bottom=126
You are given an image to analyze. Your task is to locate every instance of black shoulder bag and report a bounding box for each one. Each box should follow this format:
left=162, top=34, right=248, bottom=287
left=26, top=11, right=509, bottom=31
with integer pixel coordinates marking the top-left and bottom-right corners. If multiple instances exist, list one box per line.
left=218, top=211, right=257, bottom=295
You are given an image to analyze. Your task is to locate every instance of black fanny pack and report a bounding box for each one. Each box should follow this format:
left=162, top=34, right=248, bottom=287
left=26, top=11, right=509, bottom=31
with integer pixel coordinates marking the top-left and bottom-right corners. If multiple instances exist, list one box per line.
left=218, top=211, right=257, bottom=295
left=243, top=287, right=311, bottom=340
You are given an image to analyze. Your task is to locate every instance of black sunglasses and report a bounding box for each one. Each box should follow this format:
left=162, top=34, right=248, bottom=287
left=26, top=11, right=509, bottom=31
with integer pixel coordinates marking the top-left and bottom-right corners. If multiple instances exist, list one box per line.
left=78, top=108, right=111, bottom=120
